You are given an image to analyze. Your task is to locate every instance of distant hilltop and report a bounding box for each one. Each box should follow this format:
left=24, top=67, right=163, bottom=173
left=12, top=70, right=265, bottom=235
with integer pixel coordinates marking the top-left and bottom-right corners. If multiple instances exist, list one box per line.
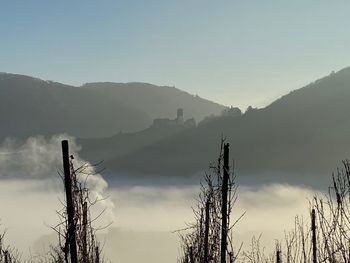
left=0, top=73, right=226, bottom=139
left=80, top=67, right=350, bottom=186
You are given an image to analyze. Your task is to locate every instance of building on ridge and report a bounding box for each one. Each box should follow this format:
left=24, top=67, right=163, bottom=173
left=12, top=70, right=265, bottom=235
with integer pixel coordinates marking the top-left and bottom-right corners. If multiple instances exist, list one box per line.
left=152, top=108, right=196, bottom=128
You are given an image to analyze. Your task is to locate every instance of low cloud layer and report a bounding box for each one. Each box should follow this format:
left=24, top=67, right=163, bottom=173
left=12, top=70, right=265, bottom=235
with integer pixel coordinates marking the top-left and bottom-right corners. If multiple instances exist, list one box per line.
left=0, top=135, right=323, bottom=262
left=0, top=181, right=319, bottom=262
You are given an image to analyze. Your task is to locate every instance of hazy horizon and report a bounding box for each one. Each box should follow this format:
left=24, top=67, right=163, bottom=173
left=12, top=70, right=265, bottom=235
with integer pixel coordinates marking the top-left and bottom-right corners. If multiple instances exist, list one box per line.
left=2, top=1, right=350, bottom=109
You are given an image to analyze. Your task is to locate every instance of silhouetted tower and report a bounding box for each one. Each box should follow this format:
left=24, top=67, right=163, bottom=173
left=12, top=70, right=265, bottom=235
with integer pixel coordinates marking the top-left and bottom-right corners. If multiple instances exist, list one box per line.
left=177, top=108, right=184, bottom=124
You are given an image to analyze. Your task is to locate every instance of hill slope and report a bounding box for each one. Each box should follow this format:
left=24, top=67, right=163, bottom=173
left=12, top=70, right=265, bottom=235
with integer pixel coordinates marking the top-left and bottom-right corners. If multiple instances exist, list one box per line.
left=80, top=68, right=350, bottom=185
left=0, top=73, right=226, bottom=139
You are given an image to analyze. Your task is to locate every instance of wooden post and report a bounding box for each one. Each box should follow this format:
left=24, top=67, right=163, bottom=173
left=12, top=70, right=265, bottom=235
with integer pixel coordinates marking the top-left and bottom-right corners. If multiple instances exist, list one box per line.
left=221, top=143, right=230, bottom=263
left=62, top=140, right=78, bottom=263
left=4, top=250, right=8, bottom=263
left=276, top=247, right=281, bottom=263
left=203, top=198, right=210, bottom=263
left=312, top=208, right=317, bottom=263
left=95, top=246, right=100, bottom=263
left=82, top=201, right=88, bottom=263
left=184, top=253, right=189, bottom=263
left=189, top=246, right=195, bottom=263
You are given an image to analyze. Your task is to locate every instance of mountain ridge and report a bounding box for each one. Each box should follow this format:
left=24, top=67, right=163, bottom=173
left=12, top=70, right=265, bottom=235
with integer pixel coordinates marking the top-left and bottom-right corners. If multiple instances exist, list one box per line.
left=79, top=67, right=350, bottom=187
left=0, top=73, right=226, bottom=139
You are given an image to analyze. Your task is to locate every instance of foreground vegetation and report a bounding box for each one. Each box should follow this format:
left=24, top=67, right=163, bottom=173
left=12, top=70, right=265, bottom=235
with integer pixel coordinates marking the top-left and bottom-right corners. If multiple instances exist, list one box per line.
left=179, top=140, right=350, bottom=263
left=0, top=140, right=105, bottom=263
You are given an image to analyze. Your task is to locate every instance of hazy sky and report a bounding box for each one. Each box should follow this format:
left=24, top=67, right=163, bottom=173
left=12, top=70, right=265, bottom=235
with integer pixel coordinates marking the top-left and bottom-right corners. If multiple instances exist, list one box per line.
left=1, top=1, right=350, bottom=109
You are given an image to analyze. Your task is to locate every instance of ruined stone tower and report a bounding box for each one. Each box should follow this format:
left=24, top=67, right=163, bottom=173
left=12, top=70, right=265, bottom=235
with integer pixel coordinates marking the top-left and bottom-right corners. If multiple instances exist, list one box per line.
left=176, top=108, right=184, bottom=124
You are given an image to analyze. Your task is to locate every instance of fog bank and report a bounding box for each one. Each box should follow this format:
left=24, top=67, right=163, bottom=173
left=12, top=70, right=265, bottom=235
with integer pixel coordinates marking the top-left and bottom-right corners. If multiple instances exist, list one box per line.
left=0, top=135, right=322, bottom=262
left=0, top=180, right=319, bottom=262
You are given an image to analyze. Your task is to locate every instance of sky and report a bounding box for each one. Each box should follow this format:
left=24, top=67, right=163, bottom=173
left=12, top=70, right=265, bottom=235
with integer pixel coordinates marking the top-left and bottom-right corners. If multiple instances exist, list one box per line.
left=1, top=0, right=350, bottom=109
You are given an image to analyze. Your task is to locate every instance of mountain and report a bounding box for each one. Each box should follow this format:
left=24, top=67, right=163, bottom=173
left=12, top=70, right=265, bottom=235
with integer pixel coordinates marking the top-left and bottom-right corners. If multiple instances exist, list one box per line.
left=80, top=68, right=350, bottom=187
left=0, top=73, right=226, bottom=139
left=78, top=121, right=195, bottom=165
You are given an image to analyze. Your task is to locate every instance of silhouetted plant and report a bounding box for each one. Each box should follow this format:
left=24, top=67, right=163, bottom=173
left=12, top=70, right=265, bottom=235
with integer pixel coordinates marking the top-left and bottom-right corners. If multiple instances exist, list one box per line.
left=51, top=140, right=108, bottom=263
left=240, top=160, right=350, bottom=263
left=178, top=139, right=241, bottom=263
left=0, top=231, right=20, bottom=263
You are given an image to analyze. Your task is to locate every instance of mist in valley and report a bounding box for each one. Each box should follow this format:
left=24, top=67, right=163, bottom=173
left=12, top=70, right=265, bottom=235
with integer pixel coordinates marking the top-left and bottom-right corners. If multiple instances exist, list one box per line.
left=0, top=136, right=322, bottom=262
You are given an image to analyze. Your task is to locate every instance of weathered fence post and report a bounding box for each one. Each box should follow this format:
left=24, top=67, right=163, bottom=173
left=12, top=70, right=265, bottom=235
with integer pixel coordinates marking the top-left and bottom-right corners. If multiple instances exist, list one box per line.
left=276, top=244, right=281, bottom=263
left=311, top=208, right=317, bottom=263
left=203, top=198, right=210, bottom=263
left=4, top=250, right=8, bottom=263
left=62, top=140, right=78, bottom=263
left=221, top=143, right=230, bottom=263
left=95, top=246, right=100, bottom=263
left=189, top=246, right=195, bottom=263
left=82, top=201, right=88, bottom=263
